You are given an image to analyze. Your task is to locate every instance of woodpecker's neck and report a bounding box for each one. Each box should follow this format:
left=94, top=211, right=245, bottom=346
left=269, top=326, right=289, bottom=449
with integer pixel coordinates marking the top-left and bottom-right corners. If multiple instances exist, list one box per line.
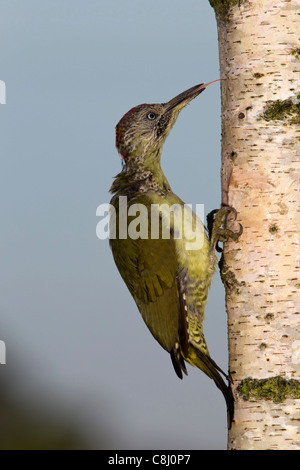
left=110, top=148, right=171, bottom=197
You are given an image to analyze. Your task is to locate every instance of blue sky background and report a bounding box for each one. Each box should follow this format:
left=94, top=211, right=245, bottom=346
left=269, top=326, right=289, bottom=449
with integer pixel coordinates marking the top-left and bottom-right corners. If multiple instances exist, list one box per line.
left=0, top=0, right=230, bottom=449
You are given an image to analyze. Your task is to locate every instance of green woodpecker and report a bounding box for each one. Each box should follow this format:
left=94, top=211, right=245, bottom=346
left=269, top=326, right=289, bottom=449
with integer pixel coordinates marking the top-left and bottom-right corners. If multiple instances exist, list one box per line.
left=109, top=82, right=241, bottom=428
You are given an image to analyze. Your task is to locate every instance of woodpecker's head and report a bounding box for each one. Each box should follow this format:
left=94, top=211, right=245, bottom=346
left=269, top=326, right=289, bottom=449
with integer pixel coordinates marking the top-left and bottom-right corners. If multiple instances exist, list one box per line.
left=116, top=81, right=220, bottom=164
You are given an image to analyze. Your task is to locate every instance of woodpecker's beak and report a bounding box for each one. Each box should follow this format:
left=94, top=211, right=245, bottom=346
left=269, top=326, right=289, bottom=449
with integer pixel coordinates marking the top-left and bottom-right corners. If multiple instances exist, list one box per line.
left=166, top=80, right=220, bottom=113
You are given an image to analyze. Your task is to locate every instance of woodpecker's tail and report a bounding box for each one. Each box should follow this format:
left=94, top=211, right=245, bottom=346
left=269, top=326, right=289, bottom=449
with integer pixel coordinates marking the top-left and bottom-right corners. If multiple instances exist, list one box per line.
left=188, top=345, right=234, bottom=429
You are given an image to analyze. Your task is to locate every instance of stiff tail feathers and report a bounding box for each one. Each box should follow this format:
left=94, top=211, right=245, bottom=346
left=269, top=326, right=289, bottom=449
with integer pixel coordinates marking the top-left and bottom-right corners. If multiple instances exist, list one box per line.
left=192, top=346, right=234, bottom=429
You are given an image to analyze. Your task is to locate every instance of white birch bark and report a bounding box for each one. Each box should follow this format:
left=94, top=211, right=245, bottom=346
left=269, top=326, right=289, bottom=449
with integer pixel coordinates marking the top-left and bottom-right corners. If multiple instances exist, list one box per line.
left=209, top=0, right=300, bottom=450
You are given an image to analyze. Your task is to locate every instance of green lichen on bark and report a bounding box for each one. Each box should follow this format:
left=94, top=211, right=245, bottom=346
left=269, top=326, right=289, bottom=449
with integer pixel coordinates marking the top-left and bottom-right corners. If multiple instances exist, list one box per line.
left=209, top=0, right=244, bottom=19
left=262, top=97, right=300, bottom=125
left=237, top=376, right=300, bottom=403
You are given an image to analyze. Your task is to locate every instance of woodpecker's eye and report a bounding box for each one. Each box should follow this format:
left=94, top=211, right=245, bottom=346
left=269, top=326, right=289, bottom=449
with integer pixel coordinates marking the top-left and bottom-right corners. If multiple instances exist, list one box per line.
left=147, top=112, right=157, bottom=120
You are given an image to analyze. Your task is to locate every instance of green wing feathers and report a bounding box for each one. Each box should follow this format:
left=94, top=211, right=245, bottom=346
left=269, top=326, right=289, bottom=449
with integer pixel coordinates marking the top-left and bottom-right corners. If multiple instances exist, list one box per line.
left=110, top=234, right=180, bottom=353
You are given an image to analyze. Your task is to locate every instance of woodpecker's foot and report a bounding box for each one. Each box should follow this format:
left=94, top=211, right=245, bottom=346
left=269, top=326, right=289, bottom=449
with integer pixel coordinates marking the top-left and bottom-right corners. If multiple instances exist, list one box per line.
left=227, top=370, right=234, bottom=384
left=209, top=355, right=233, bottom=383
left=207, top=206, right=243, bottom=264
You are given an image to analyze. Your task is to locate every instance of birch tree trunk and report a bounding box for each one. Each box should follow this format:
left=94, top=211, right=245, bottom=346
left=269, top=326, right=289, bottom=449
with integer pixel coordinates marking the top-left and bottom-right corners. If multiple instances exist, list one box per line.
left=209, top=0, right=300, bottom=450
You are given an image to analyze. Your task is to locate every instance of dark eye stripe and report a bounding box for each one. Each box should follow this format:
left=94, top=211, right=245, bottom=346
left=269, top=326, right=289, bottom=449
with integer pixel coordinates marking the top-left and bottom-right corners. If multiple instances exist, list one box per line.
left=156, top=115, right=170, bottom=137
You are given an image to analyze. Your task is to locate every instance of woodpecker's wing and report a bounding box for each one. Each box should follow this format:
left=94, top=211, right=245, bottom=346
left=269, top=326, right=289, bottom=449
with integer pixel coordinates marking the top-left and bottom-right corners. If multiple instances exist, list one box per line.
left=110, top=228, right=180, bottom=351
left=109, top=192, right=189, bottom=363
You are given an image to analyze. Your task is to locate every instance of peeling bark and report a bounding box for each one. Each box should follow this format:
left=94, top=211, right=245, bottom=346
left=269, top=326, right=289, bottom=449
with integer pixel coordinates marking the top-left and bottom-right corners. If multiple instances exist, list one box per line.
left=210, top=0, right=300, bottom=450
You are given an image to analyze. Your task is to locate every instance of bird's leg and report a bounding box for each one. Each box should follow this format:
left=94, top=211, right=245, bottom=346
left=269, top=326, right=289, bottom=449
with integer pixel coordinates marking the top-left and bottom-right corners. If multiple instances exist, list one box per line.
left=207, top=206, right=243, bottom=266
